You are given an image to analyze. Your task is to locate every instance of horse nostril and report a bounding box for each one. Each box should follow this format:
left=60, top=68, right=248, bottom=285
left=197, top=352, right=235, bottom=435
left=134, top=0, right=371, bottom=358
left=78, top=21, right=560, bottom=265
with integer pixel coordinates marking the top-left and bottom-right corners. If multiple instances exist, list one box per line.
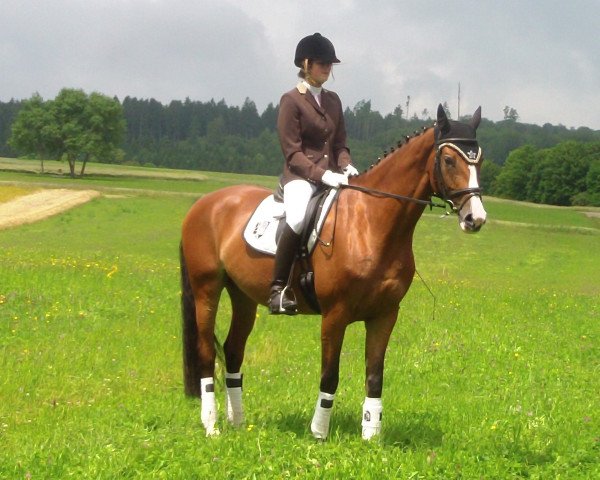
left=462, top=212, right=485, bottom=232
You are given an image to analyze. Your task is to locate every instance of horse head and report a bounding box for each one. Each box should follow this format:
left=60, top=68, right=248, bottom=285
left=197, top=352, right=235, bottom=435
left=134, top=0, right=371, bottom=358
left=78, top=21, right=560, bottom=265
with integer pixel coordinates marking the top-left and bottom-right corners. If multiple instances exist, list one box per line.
left=432, top=104, right=487, bottom=233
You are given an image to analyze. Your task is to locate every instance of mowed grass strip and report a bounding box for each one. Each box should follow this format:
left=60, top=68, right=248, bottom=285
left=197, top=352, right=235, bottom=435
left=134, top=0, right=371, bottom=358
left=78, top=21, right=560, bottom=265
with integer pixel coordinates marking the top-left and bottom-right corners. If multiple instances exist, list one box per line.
left=0, top=167, right=598, bottom=478
left=0, top=185, right=40, bottom=203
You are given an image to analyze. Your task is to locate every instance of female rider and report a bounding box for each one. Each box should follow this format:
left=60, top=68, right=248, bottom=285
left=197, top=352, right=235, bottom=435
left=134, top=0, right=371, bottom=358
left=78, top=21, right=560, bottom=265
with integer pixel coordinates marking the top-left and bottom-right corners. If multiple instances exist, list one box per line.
left=269, top=32, right=359, bottom=315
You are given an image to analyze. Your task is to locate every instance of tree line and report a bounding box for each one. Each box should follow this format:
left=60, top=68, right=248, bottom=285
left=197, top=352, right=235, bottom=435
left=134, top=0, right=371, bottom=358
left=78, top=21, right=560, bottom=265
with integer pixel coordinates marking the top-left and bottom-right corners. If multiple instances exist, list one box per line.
left=486, top=142, right=600, bottom=206
left=1, top=90, right=599, bottom=205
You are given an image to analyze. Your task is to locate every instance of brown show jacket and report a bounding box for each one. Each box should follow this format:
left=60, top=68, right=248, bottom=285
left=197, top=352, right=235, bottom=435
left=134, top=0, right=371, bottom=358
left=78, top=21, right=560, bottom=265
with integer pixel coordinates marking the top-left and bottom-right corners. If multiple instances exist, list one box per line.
left=277, top=82, right=352, bottom=186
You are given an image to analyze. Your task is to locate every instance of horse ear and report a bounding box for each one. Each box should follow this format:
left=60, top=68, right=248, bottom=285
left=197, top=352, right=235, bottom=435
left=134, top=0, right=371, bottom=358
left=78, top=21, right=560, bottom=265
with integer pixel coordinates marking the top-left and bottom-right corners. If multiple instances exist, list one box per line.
left=470, top=106, right=482, bottom=130
left=437, top=103, right=450, bottom=134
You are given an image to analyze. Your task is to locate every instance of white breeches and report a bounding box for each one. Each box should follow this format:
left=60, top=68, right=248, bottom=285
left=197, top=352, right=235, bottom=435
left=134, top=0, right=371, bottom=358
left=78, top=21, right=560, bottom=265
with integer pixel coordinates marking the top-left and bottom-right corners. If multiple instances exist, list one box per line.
left=283, top=179, right=318, bottom=234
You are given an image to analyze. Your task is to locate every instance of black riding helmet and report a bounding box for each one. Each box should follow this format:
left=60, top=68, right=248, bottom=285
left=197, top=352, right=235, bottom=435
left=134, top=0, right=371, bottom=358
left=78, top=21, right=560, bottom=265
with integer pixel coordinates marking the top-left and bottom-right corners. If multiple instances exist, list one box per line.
left=294, top=33, right=340, bottom=67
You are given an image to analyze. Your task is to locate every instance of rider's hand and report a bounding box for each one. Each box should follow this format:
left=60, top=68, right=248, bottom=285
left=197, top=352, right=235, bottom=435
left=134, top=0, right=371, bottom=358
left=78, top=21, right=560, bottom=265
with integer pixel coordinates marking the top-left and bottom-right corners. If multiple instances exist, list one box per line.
left=343, top=164, right=359, bottom=177
left=321, top=170, right=348, bottom=188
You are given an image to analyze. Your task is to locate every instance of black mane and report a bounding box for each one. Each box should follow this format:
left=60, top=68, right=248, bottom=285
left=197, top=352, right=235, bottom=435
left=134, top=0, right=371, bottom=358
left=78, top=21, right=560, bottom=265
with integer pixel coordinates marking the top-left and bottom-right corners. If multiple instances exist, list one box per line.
left=361, top=124, right=434, bottom=174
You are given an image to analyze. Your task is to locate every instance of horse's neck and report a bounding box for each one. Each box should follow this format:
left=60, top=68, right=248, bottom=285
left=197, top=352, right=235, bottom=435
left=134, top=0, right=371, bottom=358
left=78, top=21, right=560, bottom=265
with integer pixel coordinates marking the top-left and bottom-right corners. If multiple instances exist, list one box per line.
left=354, top=129, right=435, bottom=207
left=345, top=131, right=435, bottom=252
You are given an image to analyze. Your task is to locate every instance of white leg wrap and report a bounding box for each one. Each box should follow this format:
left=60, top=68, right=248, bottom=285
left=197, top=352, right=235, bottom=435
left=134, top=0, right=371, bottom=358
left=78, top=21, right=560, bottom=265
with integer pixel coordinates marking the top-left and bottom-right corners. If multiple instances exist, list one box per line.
left=200, top=377, right=219, bottom=436
left=225, top=372, right=244, bottom=427
left=311, top=391, right=335, bottom=439
left=362, top=397, right=382, bottom=440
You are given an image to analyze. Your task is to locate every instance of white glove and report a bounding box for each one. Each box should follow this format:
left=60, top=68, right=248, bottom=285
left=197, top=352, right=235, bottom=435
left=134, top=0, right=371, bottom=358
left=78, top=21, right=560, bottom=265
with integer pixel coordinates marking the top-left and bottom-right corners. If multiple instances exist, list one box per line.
left=343, top=164, right=359, bottom=177
left=321, top=170, right=348, bottom=188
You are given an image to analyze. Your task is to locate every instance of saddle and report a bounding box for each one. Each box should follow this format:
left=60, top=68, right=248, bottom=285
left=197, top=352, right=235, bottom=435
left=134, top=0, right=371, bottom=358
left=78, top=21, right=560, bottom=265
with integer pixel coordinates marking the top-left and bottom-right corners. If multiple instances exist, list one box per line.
left=243, top=185, right=340, bottom=313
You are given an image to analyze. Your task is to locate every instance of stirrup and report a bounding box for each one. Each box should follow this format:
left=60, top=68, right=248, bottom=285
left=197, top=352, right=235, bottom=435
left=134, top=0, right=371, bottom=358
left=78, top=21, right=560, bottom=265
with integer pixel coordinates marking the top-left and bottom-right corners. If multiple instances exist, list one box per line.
left=269, top=285, right=298, bottom=315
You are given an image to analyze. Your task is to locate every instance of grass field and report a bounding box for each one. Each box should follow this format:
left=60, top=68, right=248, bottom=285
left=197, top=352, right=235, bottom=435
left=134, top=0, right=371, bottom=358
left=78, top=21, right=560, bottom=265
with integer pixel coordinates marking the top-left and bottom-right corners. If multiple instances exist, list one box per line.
left=1, top=159, right=598, bottom=478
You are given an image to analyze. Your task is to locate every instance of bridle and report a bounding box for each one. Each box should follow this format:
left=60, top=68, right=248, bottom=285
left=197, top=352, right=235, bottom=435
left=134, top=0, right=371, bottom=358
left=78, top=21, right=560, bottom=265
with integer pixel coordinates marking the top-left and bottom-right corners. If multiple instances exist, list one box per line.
left=341, top=134, right=483, bottom=215
left=432, top=137, right=483, bottom=214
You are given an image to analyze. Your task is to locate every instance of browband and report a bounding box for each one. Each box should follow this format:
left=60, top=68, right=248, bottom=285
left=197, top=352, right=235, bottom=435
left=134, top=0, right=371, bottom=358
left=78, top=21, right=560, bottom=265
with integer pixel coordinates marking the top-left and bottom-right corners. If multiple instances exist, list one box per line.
left=436, top=141, right=482, bottom=165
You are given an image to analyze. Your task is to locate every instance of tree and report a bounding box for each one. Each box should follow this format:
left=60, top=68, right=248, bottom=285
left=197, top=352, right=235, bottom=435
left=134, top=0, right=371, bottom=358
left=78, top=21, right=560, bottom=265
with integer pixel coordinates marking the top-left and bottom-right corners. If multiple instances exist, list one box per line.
left=0, top=99, right=23, bottom=157
left=503, top=105, right=519, bottom=121
left=8, top=93, right=55, bottom=172
left=239, top=98, right=261, bottom=138
left=260, top=102, right=278, bottom=131
left=480, top=161, right=502, bottom=194
left=206, top=116, right=226, bottom=143
left=578, top=158, right=600, bottom=206
left=586, top=159, right=600, bottom=196
left=529, top=142, right=589, bottom=205
left=346, top=100, right=384, bottom=140
left=10, top=89, right=125, bottom=177
left=79, top=92, right=126, bottom=174
left=493, top=145, right=537, bottom=200
left=393, top=104, right=404, bottom=119
left=49, top=88, right=88, bottom=176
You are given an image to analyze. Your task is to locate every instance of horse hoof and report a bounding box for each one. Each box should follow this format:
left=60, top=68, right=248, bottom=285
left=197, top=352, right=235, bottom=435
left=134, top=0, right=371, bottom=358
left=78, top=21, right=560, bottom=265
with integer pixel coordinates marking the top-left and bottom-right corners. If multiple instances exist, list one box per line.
left=311, top=423, right=329, bottom=440
left=361, top=426, right=381, bottom=441
left=227, top=412, right=245, bottom=427
left=205, top=426, right=221, bottom=437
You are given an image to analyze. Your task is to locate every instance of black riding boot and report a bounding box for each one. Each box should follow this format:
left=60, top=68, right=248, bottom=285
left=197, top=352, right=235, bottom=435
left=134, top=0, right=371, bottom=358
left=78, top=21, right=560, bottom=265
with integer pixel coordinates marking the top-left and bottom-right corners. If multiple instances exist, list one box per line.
left=269, top=224, right=301, bottom=315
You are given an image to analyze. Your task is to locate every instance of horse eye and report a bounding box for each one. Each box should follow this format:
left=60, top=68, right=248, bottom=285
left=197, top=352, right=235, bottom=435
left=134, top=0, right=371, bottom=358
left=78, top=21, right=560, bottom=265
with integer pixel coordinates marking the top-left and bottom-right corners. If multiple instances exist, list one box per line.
left=444, top=156, right=456, bottom=168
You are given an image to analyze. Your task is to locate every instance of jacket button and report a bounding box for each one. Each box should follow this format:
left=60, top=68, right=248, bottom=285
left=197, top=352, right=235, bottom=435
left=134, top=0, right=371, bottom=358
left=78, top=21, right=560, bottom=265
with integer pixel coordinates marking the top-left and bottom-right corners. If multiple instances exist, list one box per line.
left=324, top=154, right=328, bottom=159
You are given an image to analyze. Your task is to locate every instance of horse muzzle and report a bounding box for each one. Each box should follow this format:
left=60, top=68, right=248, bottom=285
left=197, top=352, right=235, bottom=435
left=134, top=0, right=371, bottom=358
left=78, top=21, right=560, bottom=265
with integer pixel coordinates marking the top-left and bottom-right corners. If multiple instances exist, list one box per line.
left=458, top=194, right=487, bottom=233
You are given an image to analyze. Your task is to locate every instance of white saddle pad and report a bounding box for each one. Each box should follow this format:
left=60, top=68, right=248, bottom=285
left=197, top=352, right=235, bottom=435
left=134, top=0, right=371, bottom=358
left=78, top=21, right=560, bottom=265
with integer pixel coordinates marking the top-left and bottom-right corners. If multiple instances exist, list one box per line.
left=243, top=190, right=338, bottom=256
left=243, top=195, right=285, bottom=255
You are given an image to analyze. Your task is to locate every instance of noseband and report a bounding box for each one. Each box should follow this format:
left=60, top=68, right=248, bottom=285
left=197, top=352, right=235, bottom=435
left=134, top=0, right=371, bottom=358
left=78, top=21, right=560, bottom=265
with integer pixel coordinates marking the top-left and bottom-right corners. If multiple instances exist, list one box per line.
left=433, top=138, right=483, bottom=213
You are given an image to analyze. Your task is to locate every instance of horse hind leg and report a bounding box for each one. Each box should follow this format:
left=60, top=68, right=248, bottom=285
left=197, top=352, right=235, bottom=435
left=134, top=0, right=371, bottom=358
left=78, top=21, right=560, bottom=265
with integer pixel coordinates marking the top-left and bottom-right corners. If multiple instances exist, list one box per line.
left=194, top=280, right=224, bottom=436
left=223, top=279, right=257, bottom=427
left=181, top=245, right=225, bottom=435
left=181, top=245, right=202, bottom=398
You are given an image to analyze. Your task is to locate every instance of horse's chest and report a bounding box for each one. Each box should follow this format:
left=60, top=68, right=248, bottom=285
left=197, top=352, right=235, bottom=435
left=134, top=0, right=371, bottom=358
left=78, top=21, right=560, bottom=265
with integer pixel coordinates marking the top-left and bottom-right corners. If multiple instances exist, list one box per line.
left=346, top=255, right=414, bottom=296
left=352, top=252, right=411, bottom=276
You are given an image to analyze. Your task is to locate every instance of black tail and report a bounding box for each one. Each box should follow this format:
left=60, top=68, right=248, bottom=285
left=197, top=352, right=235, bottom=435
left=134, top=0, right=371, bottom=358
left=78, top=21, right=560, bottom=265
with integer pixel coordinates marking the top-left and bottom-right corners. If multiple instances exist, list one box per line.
left=181, top=242, right=201, bottom=397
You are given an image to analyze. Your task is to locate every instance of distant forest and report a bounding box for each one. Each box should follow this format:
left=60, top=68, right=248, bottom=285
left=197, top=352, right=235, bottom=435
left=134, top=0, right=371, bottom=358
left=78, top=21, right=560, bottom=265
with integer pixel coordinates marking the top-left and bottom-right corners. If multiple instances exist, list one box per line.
left=1, top=95, right=600, bottom=205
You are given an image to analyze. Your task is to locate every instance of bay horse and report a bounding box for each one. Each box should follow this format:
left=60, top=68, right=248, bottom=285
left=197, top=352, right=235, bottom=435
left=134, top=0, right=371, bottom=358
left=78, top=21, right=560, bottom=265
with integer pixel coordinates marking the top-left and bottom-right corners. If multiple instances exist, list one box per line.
left=180, top=104, right=486, bottom=439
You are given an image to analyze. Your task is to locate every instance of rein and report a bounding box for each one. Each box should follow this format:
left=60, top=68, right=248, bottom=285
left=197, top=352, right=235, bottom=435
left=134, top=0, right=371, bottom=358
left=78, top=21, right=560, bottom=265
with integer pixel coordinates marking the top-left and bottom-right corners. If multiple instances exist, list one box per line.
left=315, top=182, right=449, bottom=250
left=340, top=184, right=450, bottom=212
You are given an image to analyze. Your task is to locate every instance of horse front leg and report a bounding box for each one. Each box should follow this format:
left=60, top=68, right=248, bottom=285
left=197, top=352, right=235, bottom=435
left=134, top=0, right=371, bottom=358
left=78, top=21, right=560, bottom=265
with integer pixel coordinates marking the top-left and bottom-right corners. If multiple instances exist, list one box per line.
left=362, top=310, right=397, bottom=440
left=311, top=314, right=347, bottom=440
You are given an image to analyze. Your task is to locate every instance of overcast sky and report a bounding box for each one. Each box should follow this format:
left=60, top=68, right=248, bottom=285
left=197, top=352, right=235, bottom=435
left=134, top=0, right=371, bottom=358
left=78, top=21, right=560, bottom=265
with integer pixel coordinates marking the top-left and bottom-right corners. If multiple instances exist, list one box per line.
left=1, top=0, right=598, bottom=129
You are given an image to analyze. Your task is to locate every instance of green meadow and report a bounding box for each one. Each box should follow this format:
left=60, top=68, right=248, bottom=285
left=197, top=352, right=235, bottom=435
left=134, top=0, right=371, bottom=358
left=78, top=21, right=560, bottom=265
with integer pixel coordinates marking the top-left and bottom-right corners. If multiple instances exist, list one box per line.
left=0, top=159, right=598, bottom=479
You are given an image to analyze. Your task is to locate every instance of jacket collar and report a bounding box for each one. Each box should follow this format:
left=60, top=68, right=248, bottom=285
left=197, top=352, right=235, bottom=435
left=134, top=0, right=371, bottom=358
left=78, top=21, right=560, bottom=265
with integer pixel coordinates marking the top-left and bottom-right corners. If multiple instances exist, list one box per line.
left=296, top=81, right=327, bottom=113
